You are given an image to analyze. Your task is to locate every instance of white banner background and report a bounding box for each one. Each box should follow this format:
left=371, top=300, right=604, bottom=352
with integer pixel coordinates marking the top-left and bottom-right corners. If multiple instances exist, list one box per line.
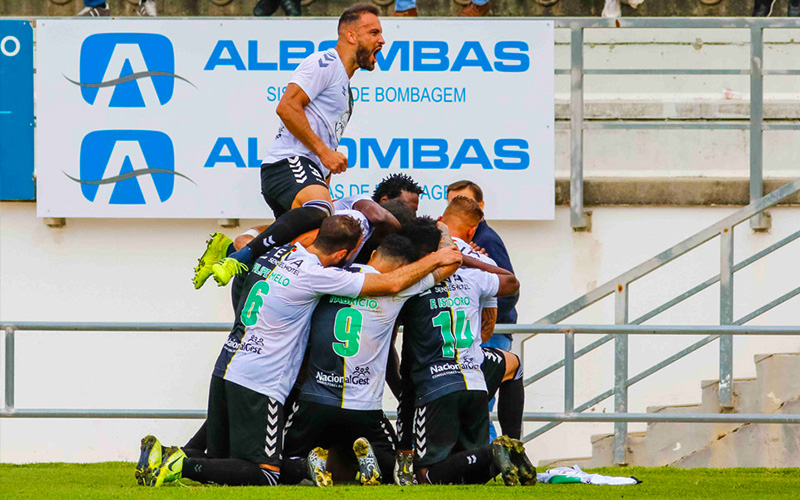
left=36, top=19, right=553, bottom=220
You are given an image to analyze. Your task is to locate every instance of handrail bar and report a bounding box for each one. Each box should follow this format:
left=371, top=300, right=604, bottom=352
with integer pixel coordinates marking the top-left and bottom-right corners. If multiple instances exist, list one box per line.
left=524, top=228, right=800, bottom=387
left=537, top=178, right=800, bottom=325
left=4, top=322, right=800, bottom=335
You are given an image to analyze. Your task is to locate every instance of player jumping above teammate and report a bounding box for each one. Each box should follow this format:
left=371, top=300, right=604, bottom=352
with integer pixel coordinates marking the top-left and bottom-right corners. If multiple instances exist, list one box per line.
left=192, top=3, right=385, bottom=289
left=141, top=215, right=461, bottom=488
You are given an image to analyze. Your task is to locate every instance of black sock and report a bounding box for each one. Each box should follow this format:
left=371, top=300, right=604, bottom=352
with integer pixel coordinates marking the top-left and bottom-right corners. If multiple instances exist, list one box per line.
left=183, top=458, right=280, bottom=486
left=498, top=378, right=524, bottom=439
left=182, top=421, right=208, bottom=458
left=231, top=201, right=331, bottom=266
left=426, top=446, right=495, bottom=485
left=280, top=456, right=309, bottom=485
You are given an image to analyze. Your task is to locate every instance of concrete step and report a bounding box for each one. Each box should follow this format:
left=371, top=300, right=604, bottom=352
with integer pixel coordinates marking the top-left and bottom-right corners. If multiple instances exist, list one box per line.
left=586, top=431, right=648, bottom=467
left=699, top=377, right=759, bottom=414
left=644, top=378, right=756, bottom=466
left=541, top=352, right=800, bottom=467
left=754, top=353, right=800, bottom=414
left=646, top=403, right=701, bottom=414
left=673, top=396, right=800, bottom=468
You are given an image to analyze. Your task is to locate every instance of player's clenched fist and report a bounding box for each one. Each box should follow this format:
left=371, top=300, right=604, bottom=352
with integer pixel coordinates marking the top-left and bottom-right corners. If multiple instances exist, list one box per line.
left=435, top=245, right=463, bottom=267
left=321, top=149, right=348, bottom=174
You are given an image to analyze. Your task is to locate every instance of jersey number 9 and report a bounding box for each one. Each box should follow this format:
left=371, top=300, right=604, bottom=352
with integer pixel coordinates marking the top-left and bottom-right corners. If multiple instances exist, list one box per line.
left=332, top=308, right=363, bottom=358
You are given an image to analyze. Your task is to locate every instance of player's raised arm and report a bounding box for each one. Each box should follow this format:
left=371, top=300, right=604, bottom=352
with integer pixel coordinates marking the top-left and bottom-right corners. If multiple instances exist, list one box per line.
left=359, top=245, right=462, bottom=296
left=276, top=84, right=347, bottom=174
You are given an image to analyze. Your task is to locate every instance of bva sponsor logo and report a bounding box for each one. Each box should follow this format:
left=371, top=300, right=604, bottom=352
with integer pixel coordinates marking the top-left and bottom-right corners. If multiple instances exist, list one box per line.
left=65, top=33, right=193, bottom=107
left=65, top=130, right=194, bottom=204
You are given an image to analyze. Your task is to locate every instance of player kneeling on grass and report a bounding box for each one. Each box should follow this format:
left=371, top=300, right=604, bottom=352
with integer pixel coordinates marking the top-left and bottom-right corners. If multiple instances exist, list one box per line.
left=136, top=215, right=462, bottom=487
left=395, top=203, right=535, bottom=486
left=280, top=230, right=459, bottom=486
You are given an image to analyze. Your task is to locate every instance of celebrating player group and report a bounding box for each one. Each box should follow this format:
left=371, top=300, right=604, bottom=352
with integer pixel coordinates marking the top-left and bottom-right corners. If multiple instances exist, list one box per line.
left=134, top=4, right=535, bottom=488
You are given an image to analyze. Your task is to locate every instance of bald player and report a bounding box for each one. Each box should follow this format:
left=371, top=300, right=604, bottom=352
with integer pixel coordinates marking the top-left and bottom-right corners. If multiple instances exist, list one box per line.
left=193, top=3, right=386, bottom=289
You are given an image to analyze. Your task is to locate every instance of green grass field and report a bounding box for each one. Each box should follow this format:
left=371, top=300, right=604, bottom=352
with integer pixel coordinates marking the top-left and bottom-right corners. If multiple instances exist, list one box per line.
left=2, top=463, right=800, bottom=499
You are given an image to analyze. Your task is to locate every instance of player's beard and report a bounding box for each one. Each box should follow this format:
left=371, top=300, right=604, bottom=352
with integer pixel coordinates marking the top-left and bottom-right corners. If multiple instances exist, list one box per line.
left=356, top=43, right=376, bottom=71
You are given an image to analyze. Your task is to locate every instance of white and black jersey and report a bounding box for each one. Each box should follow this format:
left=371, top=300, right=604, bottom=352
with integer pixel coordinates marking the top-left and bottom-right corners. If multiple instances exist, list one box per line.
left=400, top=266, right=500, bottom=406
left=453, top=236, right=498, bottom=310
left=335, top=209, right=374, bottom=267
left=300, top=264, right=435, bottom=410
left=219, top=243, right=365, bottom=404
left=333, top=194, right=372, bottom=212
left=263, top=49, right=353, bottom=178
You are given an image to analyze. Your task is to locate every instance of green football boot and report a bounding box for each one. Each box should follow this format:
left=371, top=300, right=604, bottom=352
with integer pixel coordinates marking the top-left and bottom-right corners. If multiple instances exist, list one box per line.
left=307, top=447, right=333, bottom=487
left=135, top=435, right=163, bottom=486
left=492, top=435, right=520, bottom=486
left=353, top=437, right=382, bottom=486
left=509, top=438, right=537, bottom=486
left=211, top=257, right=249, bottom=287
left=149, top=446, right=186, bottom=487
left=193, top=232, right=233, bottom=289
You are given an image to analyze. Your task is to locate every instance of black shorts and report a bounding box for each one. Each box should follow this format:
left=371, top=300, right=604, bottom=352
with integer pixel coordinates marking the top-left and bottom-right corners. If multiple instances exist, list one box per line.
left=283, top=400, right=397, bottom=482
left=412, top=390, right=489, bottom=468
left=260, top=156, right=327, bottom=218
left=482, top=347, right=508, bottom=400
left=205, top=376, right=285, bottom=468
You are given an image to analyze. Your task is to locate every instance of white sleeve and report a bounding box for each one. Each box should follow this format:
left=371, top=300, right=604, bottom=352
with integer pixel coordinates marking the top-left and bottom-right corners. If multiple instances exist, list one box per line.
left=396, top=274, right=436, bottom=299
left=309, top=266, right=366, bottom=298
left=481, top=271, right=500, bottom=300
left=289, top=52, right=334, bottom=102
left=481, top=296, right=499, bottom=309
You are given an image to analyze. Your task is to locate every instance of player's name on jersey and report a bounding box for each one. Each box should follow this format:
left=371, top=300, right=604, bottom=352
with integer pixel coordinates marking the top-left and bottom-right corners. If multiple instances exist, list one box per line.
left=251, top=262, right=293, bottom=287
left=429, top=296, right=472, bottom=310
left=328, top=295, right=378, bottom=310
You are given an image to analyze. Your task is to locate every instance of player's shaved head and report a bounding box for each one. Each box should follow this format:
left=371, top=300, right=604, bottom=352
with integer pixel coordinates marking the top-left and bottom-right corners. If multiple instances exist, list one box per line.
left=375, top=234, right=418, bottom=265
left=442, top=196, right=484, bottom=240
left=313, top=215, right=362, bottom=255
left=398, top=217, right=440, bottom=258
left=338, top=3, right=380, bottom=35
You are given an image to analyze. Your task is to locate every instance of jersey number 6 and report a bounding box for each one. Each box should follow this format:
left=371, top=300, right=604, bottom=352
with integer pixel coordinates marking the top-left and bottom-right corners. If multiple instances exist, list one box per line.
left=241, top=282, right=271, bottom=327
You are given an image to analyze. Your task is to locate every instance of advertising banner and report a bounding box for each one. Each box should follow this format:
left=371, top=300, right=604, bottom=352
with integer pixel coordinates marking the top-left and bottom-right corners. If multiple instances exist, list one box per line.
left=0, top=20, right=34, bottom=200
left=36, top=19, right=553, bottom=219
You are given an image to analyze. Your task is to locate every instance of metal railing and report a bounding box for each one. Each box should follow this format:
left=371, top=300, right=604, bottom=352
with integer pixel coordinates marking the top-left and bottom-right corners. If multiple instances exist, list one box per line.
left=554, top=17, right=800, bottom=231
left=523, top=176, right=800, bottom=465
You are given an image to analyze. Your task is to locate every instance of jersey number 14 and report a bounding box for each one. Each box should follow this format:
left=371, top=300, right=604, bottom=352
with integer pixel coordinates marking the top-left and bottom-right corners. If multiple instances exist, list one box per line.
left=432, top=310, right=474, bottom=358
